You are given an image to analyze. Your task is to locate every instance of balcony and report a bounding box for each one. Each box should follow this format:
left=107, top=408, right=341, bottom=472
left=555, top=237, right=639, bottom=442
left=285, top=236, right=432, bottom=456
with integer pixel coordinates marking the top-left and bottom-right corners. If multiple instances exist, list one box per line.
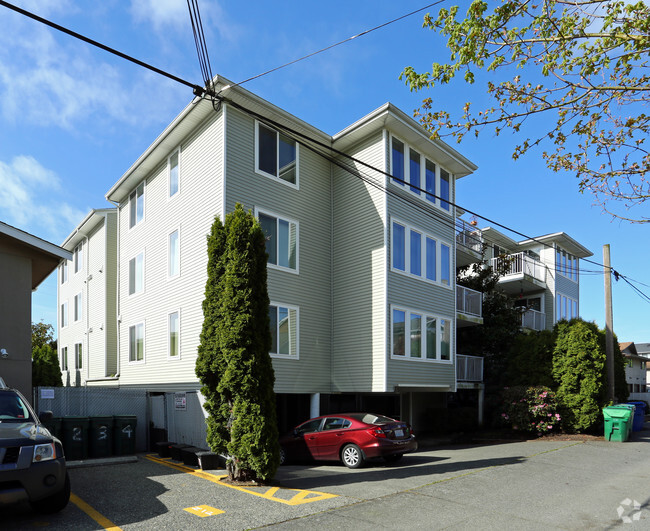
left=456, top=285, right=483, bottom=327
left=521, top=308, right=546, bottom=331
left=490, top=252, right=546, bottom=295
left=456, top=218, right=483, bottom=267
left=456, top=354, right=483, bottom=382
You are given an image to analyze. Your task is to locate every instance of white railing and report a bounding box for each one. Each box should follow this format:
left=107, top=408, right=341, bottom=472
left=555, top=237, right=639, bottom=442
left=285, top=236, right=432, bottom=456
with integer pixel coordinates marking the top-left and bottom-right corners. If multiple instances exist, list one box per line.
left=491, top=252, right=546, bottom=283
left=457, top=285, right=482, bottom=317
left=521, top=309, right=546, bottom=331
left=456, top=354, right=484, bottom=382
left=456, top=218, right=483, bottom=253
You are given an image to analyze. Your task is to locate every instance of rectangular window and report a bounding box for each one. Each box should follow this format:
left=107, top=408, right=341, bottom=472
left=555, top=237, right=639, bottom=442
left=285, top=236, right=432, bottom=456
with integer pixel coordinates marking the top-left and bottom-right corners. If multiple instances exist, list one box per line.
left=258, top=211, right=297, bottom=271
left=410, top=230, right=421, bottom=276
left=129, top=182, right=144, bottom=228
left=61, top=346, right=68, bottom=371
left=256, top=122, right=297, bottom=185
left=426, top=237, right=437, bottom=281
left=556, top=293, right=578, bottom=321
left=391, top=306, right=452, bottom=361
left=556, top=247, right=578, bottom=282
left=74, top=292, right=82, bottom=322
left=169, top=311, right=179, bottom=358
left=61, top=302, right=68, bottom=328
left=440, top=170, right=450, bottom=210
left=391, top=137, right=405, bottom=186
left=129, top=252, right=144, bottom=295
left=441, top=244, right=451, bottom=286
left=73, top=243, right=83, bottom=274
left=169, top=230, right=179, bottom=278
left=129, top=323, right=144, bottom=362
left=392, top=222, right=406, bottom=271
left=169, top=149, right=180, bottom=197
left=409, top=148, right=421, bottom=194
left=74, top=343, right=82, bottom=370
left=425, top=159, right=436, bottom=203
left=269, top=304, right=298, bottom=357
left=60, top=262, right=68, bottom=284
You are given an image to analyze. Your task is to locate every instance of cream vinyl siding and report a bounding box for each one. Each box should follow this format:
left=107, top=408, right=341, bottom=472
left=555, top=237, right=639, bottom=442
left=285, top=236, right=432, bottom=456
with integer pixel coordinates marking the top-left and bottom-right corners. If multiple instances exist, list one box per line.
left=386, top=138, right=457, bottom=390
left=224, top=106, right=332, bottom=394
left=332, top=131, right=387, bottom=393
left=118, top=110, right=224, bottom=388
left=104, top=212, right=118, bottom=376
left=86, top=220, right=107, bottom=380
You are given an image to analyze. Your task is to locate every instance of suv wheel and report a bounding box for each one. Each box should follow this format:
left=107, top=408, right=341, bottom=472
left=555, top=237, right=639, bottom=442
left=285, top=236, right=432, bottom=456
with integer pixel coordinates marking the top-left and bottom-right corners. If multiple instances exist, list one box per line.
left=32, top=473, right=71, bottom=513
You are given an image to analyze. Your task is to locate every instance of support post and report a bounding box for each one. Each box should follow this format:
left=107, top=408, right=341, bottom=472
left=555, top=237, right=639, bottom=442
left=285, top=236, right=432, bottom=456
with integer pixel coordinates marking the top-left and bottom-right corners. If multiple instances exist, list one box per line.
left=309, top=393, right=320, bottom=419
left=603, top=244, right=616, bottom=402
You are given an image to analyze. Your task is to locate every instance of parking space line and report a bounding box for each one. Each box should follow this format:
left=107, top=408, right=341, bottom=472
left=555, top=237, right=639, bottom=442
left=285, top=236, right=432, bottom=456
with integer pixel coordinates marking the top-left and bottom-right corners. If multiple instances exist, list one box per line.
left=70, top=493, right=123, bottom=530
left=145, top=454, right=338, bottom=505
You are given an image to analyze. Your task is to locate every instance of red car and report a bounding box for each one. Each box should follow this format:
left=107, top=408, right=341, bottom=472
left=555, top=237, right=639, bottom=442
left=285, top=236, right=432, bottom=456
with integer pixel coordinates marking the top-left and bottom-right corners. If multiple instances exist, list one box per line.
left=279, top=413, right=417, bottom=468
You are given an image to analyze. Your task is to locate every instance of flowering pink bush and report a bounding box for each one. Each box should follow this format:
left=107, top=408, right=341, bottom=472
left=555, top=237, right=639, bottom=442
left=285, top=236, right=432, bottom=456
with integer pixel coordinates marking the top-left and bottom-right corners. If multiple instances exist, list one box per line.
left=500, top=386, right=561, bottom=436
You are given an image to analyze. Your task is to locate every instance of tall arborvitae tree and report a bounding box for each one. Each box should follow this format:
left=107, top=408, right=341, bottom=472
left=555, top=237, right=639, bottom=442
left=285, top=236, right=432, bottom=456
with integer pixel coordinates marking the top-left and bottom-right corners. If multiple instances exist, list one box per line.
left=196, top=204, right=279, bottom=483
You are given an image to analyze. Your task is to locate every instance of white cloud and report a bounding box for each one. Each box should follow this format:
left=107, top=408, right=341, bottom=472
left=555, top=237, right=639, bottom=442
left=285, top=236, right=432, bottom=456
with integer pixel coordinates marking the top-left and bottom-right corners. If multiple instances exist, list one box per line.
left=0, top=155, right=85, bottom=243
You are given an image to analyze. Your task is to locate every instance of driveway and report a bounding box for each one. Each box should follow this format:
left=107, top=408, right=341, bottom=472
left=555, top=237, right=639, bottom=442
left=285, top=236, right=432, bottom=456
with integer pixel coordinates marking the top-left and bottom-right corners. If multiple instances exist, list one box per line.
left=1, top=430, right=648, bottom=529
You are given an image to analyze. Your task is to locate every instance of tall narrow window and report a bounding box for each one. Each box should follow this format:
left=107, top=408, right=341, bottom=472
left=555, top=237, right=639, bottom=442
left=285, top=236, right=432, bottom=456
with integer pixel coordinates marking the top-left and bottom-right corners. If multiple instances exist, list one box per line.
left=73, top=243, right=83, bottom=274
left=74, top=292, right=82, bottom=322
left=441, top=244, right=451, bottom=286
left=425, top=159, right=436, bottom=203
left=60, top=262, right=68, bottom=284
left=61, top=302, right=68, bottom=328
left=440, top=170, right=450, bottom=210
left=257, top=123, right=297, bottom=185
left=169, top=312, right=179, bottom=358
left=169, top=149, right=179, bottom=197
left=129, top=323, right=144, bottom=362
left=410, top=230, right=421, bottom=276
left=129, top=252, right=144, bottom=295
left=169, top=230, right=179, bottom=278
left=61, top=346, right=68, bottom=371
left=392, top=222, right=405, bottom=271
left=426, top=317, right=437, bottom=359
left=129, top=182, right=144, bottom=228
left=410, top=313, right=422, bottom=358
left=269, top=304, right=298, bottom=357
left=392, top=309, right=406, bottom=356
left=75, top=343, right=83, bottom=369
left=391, top=137, right=405, bottom=186
left=409, top=148, right=421, bottom=194
left=426, top=237, right=437, bottom=281
left=440, top=319, right=451, bottom=360
left=258, top=212, right=297, bottom=271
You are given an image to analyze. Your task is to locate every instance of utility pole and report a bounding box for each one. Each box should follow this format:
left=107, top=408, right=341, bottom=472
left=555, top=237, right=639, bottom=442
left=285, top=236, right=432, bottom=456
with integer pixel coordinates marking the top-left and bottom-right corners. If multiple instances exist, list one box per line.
left=603, top=244, right=615, bottom=402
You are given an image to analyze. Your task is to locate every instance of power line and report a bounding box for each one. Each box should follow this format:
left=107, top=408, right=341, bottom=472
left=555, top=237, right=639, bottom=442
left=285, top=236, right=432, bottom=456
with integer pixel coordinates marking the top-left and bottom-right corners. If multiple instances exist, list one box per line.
left=186, top=0, right=214, bottom=89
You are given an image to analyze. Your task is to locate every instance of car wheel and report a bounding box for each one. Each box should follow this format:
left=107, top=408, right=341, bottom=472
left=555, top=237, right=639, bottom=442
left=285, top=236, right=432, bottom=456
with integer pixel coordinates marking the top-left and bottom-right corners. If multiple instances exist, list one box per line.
left=341, top=444, right=365, bottom=469
left=32, top=472, right=70, bottom=513
left=383, top=453, right=403, bottom=464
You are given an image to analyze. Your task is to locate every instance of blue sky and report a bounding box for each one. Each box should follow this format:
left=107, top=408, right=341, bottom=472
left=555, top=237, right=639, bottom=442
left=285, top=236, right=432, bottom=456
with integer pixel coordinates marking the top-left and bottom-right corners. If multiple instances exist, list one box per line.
left=1, top=0, right=647, bottom=343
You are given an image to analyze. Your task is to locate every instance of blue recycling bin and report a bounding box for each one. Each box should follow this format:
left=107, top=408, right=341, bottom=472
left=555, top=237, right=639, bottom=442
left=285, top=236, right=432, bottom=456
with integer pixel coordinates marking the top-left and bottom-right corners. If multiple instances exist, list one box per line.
left=626, top=402, right=647, bottom=432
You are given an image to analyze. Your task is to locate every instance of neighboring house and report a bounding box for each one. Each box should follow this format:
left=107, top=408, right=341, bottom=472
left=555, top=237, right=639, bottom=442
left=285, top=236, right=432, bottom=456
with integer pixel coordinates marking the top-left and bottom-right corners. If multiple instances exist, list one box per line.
left=57, top=76, right=477, bottom=432
left=620, top=342, right=648, bottom=395
left=636, top=343, right=650, bottom=391
left=58, top=209, right=118, bottom=388
left=0, top=221, right=71, bottom=400
left=455, top=223, right=592, bottom=332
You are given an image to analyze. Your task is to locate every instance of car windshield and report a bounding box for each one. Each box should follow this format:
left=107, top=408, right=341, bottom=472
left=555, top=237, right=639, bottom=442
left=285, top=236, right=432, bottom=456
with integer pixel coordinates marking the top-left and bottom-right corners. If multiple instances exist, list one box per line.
left=0, top=392, right=33, bottom=422
left=347, top=413, right=396, bottom=425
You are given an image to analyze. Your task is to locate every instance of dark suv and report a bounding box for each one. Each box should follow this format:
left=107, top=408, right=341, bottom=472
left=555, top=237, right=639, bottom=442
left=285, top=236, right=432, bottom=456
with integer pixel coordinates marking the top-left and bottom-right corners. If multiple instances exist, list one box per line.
left=0, top=384, right=70, bottom=513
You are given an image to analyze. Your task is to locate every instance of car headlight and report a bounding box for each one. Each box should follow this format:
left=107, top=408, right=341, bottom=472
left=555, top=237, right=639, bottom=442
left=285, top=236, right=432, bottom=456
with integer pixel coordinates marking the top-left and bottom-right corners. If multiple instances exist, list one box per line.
left=33, top=443, right=56, bottom=463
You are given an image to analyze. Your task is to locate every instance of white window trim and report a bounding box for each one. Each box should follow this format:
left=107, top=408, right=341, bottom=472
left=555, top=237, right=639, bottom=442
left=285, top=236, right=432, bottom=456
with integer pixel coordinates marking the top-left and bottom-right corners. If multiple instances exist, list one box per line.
left=269, top=301, right=299, bottom=359
left=128, top=181, right=145, bottom=230
left=60, top=345, right=68, bottom=372
left=73, top=243, right=83, bottom=274
left=168, top=147, right=181, bottom=200
left=73, top=292, right=83, bottom=323
left=60, top=261, right=68, bottom=285
left=128, top=251, right=145, bottom=297
left=167, top=310, right=181, bottom=360
left=390, top=133, right=452, bottom=214
left=390, top=304, right=453, bottom=363
left=60, top=300, right=68, bottom=329
left=74, top=342, right=83, bottom=370
left=168, top=227, right=181, bottom=280
left=556, top=247, right=579, bottom=283
left=390, top=217, right=453, bottom=290
left=555, top=293, right=579, bottom=322
left=254, top=121, right=300, bottom=190
left=128, top=322, right=146, bottom=365
left=255, top=207, right=300, bottom=275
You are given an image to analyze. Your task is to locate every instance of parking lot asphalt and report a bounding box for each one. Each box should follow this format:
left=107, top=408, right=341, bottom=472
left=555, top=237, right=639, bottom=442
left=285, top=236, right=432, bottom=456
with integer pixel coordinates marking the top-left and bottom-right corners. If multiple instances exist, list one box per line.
left=1, top=425, right=649, bottom=530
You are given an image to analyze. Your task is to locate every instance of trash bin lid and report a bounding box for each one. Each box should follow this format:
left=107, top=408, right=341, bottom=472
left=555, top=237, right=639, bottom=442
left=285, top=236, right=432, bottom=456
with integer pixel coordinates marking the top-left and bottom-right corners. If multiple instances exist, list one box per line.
left=603, top=407, right=633, bottom=419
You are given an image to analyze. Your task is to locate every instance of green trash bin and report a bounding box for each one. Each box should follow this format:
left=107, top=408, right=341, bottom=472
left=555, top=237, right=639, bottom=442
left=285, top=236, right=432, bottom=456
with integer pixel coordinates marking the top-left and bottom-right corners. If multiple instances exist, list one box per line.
left=603, top=406, right=634, bottom=442
left=89, top=416, right=114, bottom=458
left=62, top=416, right=90, bottom=460
left=113, top=415, right=137, bottom=455
left=43, top=417, right=63, bottom=440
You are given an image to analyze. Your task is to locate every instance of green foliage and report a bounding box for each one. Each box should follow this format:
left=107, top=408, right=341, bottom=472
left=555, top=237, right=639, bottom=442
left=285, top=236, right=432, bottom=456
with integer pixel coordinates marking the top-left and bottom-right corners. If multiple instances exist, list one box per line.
left=500, top=386, right=561, bottom=436
left=32, top=321, right=56, bottom=350
left=401, top=1, right=650, bottom=223
left=506, top=330, right=556, bottom=388
left=32, top=344, right=63, bottom=387
left=196, top=204, right=279, bottom=483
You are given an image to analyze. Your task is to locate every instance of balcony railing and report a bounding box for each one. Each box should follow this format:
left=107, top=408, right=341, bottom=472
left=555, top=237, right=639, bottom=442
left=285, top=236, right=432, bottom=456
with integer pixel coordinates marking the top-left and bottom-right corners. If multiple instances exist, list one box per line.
left=457, top=354, right=484, bottom=382
left=521, top=309, right=546, bottom=331
left=491, top=252, right=546, bottom=283
left=457, top=285, right=482, bottom=318
left=456, top=218, right=483, bottom=253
